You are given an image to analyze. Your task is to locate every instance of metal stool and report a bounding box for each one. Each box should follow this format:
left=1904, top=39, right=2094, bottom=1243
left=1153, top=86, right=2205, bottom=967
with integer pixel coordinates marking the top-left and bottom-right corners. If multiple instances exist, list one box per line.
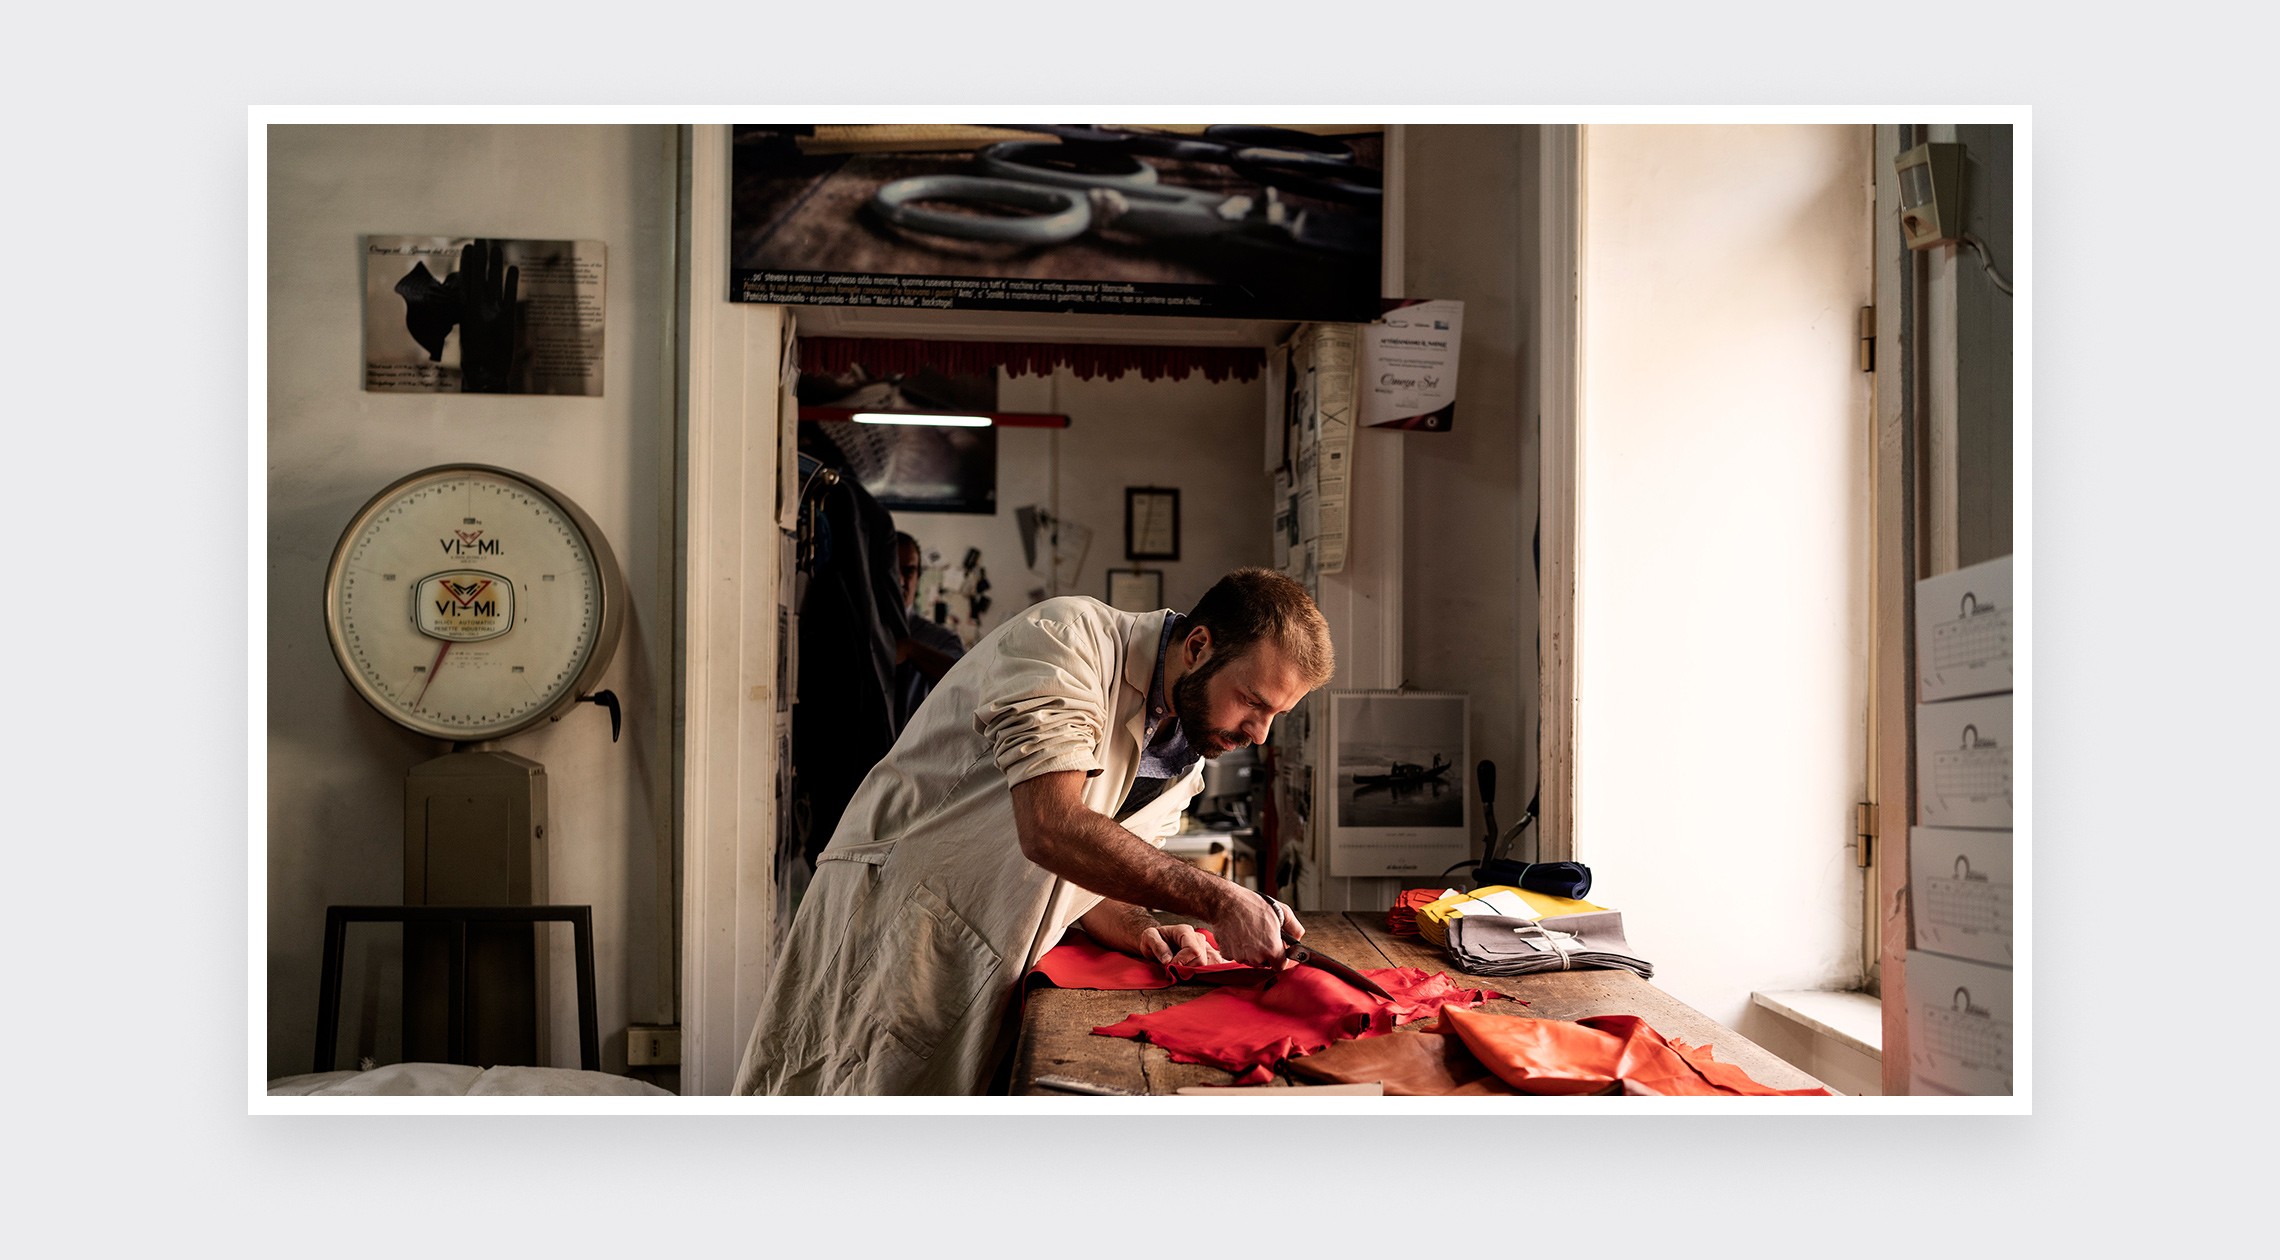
left=314, top=905, right=599, bottom=1072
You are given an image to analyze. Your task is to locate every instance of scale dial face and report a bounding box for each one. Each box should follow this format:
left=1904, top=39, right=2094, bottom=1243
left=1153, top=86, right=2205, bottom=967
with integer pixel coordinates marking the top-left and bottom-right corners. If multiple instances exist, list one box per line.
left=324, top=465, right=625, bottom=743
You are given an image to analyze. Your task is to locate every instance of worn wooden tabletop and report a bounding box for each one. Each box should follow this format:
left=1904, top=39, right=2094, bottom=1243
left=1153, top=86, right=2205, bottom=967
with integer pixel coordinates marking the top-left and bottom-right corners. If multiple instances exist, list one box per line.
left=1009, top=911, right=1832, bottom=1096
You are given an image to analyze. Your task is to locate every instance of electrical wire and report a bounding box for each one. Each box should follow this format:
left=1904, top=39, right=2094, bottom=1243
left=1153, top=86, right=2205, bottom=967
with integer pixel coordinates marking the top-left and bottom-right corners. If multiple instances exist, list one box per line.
left=1959, top=232, right=2014, bottom=296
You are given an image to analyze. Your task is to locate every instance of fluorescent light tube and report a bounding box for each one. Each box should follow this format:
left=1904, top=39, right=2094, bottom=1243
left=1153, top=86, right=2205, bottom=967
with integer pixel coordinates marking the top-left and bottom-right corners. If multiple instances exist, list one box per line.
left=852, top=412, right=992, bottom=427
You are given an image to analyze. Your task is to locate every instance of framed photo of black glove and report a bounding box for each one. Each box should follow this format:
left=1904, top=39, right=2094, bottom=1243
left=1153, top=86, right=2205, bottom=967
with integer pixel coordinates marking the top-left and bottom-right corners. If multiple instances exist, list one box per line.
left=1124, top=487, right=1180, bottom=561
left=363, top=235, right=607, bottom=395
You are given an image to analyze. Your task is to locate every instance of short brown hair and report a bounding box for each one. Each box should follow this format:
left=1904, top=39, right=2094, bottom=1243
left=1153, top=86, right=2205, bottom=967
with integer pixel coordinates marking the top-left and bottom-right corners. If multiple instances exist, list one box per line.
left=1186, top=568, right=1335, bottom=688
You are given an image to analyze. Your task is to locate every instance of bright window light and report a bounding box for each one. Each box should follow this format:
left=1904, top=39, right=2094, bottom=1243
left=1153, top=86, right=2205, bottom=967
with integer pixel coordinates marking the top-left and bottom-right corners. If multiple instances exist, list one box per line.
left=852, top=412, right=992, bottom=427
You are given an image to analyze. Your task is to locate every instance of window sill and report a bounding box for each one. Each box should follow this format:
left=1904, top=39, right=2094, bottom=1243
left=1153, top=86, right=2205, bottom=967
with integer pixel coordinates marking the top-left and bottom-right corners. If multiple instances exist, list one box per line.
left=1750, top=989, right=1882, bottom=1059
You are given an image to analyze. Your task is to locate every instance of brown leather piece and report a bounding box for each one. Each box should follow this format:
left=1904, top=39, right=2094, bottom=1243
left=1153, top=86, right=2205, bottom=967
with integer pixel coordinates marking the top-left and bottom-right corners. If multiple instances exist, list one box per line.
left=1285, top=1009, right=1526, bottom=1096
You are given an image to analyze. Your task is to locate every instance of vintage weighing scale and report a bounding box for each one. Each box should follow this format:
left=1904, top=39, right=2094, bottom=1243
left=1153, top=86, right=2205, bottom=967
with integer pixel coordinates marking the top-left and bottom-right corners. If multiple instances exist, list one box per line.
left=323, top=464, right=625, bottom=1065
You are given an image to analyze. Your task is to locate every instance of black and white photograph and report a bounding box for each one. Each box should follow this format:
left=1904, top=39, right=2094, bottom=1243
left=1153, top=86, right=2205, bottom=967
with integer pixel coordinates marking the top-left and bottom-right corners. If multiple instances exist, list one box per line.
left=1332, top=692, right=1467, bottom=829
left=1327, top=692, right=1471, bottom=879
left=363, top=236, right=606, bottom=395
left=796, top=365, right=998, bottom=514
left=730, top=124, right=1383, bottom=321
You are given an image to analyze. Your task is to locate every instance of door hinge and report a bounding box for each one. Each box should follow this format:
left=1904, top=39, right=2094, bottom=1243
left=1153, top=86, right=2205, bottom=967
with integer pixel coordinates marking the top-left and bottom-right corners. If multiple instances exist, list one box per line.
left=1854, top=801, right=1877, bottom=867
left=1857, top=306, right=1876, bottom=373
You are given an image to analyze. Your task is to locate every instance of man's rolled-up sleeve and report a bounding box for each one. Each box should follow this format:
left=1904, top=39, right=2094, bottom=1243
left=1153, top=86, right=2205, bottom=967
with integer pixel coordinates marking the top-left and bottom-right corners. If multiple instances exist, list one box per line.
left=971, top=615, right=1109, bottom=787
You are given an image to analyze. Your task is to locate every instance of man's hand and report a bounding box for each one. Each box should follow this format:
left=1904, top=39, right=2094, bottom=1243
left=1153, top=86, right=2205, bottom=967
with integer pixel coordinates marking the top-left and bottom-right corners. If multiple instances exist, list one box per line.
left=1079, top=900, right=1225, bottom=969
left=1013, top=771, right=1301, bottom=971
left=1205, top=890, right=1303, bottom=971
left=1144, top=922, right=1227, bottom=969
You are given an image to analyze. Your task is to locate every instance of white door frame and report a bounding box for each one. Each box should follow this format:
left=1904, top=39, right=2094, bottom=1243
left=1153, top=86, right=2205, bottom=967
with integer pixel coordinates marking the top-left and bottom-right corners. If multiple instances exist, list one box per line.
left=1534, top=124, right=1581, bottom=864
left=678, top=124, right=789, bottom=1096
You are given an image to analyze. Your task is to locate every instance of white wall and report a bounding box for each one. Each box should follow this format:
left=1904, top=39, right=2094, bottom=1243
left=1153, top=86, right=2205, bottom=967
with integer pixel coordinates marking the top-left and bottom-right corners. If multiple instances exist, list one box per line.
left=1294, top=124, right=1540, bottom=914
left=266, top=125, right=676, bottom=1077
left=891, top=366, right=1271, bottom=631
left=1401, top=125, right=1534, bottom=852
left=1575, top=125, right=1871, bottom=1029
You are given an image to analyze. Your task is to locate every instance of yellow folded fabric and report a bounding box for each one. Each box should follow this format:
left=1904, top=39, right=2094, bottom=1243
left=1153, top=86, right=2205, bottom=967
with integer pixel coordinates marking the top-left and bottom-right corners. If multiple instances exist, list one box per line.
left=1415, top=885, right=1611, bottom=948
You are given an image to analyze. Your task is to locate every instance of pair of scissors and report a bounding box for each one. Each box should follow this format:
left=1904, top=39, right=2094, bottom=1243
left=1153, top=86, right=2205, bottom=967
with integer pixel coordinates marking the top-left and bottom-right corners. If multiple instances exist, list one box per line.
left=992, top=125, right=1382, bottom=205
left=870, top=126, right=1378, bottom=258
left=1258, top=895, right=1393, bottom=1001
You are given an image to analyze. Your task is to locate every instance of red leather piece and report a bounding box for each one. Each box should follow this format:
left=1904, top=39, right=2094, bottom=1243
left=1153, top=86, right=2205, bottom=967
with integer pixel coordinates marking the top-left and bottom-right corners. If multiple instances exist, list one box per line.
left=1387, top=888, right=1444, bottom=937
left=1092, top=966, right=1494, bottom=1081
left=1027, top=930, right=1256, bottom=991
left=1441, top=1007, right=1831, bottom=1096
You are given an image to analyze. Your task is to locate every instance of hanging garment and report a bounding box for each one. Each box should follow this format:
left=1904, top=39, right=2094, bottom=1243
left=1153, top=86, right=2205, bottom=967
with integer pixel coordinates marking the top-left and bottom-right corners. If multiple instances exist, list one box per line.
left=1440, top=1006, right=1831, bottom=1096
left=1093, top=965, right=1494, bottom=1085
left=792, top=451, right=909, bottom=868
left=1415, top=885, right=1610, bottom=947
left=1444, top=911, right=1655, bottom=980
left=1027, top=929, right=1258, bottom=991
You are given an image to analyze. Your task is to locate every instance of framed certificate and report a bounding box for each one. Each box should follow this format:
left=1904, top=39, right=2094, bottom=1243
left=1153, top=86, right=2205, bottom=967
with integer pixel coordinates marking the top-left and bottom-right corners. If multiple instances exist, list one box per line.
left=1106, top=568, right=1164, bottom=612
left=1125, top=486, right=1180, bottom=560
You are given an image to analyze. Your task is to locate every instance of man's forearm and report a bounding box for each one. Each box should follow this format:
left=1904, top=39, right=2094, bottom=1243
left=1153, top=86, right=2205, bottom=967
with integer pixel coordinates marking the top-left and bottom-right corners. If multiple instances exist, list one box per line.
left=1026, top=806, right=1239, bottom=923
left=1076, top=898, right=1160, bottom=957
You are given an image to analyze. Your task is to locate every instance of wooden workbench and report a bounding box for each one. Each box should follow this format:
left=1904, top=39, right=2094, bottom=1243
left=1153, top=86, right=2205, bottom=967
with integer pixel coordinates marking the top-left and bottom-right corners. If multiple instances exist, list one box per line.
left=1009, top=911, right=1832, bottom=1096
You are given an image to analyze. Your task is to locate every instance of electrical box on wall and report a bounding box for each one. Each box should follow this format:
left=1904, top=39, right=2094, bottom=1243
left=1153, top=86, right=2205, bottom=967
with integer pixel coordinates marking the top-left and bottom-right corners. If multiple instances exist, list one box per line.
left=627, top=1025, right=681, bottom=1066
left=1895, top=142, right=1965, bottom=249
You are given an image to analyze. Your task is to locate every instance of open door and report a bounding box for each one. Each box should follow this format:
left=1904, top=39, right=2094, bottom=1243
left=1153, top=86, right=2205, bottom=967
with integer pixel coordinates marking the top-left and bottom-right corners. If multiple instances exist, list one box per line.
left=1868, top=122, right=2018, bottom=1095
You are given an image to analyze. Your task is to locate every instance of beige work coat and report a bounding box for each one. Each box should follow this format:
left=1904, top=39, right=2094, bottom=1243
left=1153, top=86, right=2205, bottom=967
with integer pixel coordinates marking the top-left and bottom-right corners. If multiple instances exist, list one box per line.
left=733, top=597, right=1204, bottom=1095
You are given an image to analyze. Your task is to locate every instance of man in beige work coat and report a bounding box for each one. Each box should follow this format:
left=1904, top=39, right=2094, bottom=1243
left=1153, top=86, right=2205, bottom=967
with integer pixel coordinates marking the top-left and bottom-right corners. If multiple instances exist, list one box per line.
left=735, top=568, right=1335, bottom=1094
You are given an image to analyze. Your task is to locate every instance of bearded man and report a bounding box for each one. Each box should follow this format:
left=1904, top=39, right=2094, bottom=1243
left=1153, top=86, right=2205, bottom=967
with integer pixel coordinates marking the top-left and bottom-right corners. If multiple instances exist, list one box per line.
left=734, top=567, right=1335, bottom=1095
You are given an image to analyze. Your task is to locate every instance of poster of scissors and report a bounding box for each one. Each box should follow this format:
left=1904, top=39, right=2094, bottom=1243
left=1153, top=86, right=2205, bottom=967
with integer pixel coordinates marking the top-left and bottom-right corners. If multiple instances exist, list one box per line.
left=730, top=125, right=1383, bottom=322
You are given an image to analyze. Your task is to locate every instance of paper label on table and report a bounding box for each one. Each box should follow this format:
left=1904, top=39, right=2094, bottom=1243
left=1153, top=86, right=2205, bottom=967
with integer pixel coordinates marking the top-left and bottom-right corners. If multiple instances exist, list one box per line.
left=1916, top=555, right=2013, bottom=703
left=1451, top=889, right=1538, bottom=921
left=1910, top=827, right=2013, bottom=966
left=1906, top=951, right=2013, bottom=1096
left=1516, top=928, right=1583, bottom=953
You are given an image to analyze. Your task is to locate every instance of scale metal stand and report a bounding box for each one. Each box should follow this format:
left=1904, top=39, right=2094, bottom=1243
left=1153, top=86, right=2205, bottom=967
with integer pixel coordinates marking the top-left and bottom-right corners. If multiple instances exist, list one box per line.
left=402, top=744, right=550, bottom=1064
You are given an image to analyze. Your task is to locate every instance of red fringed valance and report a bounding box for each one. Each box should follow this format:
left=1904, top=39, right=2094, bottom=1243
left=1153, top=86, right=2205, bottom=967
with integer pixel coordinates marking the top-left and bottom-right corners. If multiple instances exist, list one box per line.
left=800, top=337, right=1265, bottom=385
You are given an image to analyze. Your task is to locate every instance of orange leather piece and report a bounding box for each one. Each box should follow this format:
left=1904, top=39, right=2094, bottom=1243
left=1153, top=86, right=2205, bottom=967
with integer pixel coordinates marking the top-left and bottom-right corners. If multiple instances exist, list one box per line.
left=1440, top=1007, right=1831, bottom=1096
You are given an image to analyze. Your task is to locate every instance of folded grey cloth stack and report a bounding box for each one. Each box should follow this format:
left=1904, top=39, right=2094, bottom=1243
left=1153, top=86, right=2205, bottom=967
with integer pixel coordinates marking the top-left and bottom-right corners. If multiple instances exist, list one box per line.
left=1444, top=911, right=1654, bottom=980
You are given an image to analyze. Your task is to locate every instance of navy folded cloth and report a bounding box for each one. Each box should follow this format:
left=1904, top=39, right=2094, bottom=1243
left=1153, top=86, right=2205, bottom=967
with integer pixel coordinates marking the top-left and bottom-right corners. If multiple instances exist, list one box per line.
left=1478, top=859, right=1592, bottom=900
